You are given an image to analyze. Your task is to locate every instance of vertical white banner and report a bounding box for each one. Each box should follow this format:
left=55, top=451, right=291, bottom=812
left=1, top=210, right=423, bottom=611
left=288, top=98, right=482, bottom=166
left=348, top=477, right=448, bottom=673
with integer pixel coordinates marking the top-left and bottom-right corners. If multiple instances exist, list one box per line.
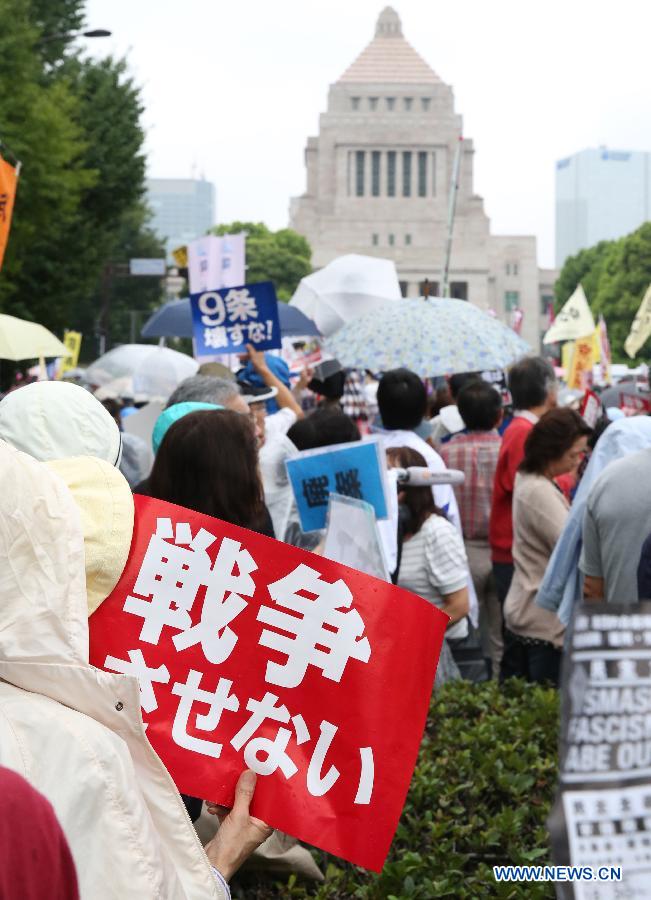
left=220, top=233, right=246, bottom=288
left=187, top=233, right=246, bottom=293
left=187, top=235, right=222, bottom=293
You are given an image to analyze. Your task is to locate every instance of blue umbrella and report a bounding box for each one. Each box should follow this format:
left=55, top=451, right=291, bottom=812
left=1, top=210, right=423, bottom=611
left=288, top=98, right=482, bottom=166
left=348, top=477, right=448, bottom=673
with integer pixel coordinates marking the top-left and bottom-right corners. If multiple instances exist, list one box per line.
left=324, top=298, right=531, bottom=377
left=141, top=298, right=192, bottom=339
left=277, top=303, right=322, bottom=337
left=141, top=297, right=321, bottom=339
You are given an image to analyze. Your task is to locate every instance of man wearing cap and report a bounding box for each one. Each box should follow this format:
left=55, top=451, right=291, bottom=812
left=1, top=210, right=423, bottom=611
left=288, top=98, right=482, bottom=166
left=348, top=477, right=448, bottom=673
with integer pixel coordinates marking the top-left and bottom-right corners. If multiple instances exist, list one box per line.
left=237, top=347, right=303, bottom=445
left=238, top=346, right=304, bottom=539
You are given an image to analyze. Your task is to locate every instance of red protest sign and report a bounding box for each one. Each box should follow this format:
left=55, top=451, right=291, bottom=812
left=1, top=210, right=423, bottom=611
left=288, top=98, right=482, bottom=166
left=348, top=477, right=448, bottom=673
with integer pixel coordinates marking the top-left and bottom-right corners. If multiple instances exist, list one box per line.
left=579, top=390, right=602, bottom=428
left=89, top=495, right=446, bottom=871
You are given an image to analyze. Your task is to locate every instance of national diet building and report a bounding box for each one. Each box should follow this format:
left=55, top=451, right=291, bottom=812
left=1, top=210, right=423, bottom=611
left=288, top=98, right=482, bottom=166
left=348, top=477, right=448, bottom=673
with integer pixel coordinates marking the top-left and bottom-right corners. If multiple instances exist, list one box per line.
left=289, top=7, right=556, bottom=350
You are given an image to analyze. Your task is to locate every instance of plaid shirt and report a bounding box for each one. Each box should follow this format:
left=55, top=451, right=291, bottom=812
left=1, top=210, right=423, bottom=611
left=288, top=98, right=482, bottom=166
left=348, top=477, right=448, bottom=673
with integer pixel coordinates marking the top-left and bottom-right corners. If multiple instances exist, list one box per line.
left=440, top=430, right=502, bottom=541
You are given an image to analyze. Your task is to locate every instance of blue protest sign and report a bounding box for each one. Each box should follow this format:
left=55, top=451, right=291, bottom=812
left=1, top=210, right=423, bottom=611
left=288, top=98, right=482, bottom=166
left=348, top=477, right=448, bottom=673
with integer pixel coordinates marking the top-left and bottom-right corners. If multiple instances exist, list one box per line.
left=190, top=281, right=282, bottom=355
left=286, top=438, right=389, bottom=533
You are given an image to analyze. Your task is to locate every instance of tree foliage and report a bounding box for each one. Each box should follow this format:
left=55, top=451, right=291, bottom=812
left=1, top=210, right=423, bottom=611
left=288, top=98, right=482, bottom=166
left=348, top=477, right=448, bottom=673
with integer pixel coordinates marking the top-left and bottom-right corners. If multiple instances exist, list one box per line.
left=591, top=223, right=651, bottom=361
left=0, top=0, right=95, bottom=321
left=0, top=0, right=162, bottom=357
left=555, top=223, right=651, bottom=362
left=75, top=204, right=166, bottom=350
left=210, top=221, right=312, bottom=301
left=554, top=241, right=610, bottom=314
left=30, top=0, right=85, bottom=68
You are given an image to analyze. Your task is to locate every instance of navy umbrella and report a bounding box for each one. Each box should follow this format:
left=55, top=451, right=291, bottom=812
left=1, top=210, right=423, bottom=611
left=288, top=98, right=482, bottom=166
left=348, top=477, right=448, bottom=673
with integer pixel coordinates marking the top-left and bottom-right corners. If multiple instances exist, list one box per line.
left=141, top=297, right=321, bottom=339
left=277, top=302, right=322, bottom=337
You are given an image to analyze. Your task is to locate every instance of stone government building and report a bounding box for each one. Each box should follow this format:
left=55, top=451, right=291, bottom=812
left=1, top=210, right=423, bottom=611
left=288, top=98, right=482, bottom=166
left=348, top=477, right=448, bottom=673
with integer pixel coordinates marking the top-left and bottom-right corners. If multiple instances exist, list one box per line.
left=290, top=7, right=556, bottom=351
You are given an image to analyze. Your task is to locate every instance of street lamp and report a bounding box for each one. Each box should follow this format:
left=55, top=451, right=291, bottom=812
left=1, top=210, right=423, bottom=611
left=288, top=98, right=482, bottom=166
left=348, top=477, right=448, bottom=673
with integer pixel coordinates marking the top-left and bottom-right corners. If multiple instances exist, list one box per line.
left=38, top=28, right=112, bottom=45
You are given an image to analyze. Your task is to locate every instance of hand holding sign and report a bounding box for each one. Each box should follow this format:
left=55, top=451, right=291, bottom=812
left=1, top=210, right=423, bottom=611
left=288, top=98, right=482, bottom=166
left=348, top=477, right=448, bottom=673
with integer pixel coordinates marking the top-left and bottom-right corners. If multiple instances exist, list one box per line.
left=204, top=770, right=273, bottom=881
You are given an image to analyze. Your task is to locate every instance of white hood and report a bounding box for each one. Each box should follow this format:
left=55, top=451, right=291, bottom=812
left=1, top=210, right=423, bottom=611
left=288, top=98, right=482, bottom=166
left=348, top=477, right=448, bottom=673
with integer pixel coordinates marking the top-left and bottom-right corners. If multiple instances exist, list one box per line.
left=0, top=381, right=121, bottom=465
left=0, top=440, right=133, bottom=666
left=0, top=440, right=89, bottom=666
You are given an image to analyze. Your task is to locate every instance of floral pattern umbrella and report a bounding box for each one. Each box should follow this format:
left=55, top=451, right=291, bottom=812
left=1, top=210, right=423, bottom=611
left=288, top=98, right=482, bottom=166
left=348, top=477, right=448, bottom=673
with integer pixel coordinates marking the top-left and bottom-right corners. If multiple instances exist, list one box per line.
left=325, top=298, right=531, bottom=377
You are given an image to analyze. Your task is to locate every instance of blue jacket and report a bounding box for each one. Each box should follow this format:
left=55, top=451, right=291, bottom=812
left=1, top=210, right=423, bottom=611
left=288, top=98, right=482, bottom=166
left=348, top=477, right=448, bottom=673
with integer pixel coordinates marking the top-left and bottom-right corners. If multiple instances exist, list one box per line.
left=536, top=416, right=651, bottom=626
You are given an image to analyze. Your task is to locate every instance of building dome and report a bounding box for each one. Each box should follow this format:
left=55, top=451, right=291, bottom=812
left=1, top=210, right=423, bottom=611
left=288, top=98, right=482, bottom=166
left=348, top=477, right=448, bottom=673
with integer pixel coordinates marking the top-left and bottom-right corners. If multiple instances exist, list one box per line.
left=338, top=6, right=439, bottom=85
left=289, top=7, right=545, bottom=350
left=375, top=7, right=402, bottom=38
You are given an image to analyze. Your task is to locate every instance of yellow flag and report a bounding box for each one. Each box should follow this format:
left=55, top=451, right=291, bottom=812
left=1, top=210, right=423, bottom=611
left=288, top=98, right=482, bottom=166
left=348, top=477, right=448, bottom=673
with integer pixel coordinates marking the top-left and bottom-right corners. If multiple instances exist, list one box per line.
left=625, top=284, right=651, bottom=359
left=567, top=331, right=597, bottom=390
left=543, top=284, right=595, bottom=344
left=561, top=341, right=575, bottom=376
left=0, top=152, right=19, bottom=270
left=171, top=245, right=188, bottom=268
left=58, top=330, right=82, bottom=377
left=591, top=325, right=601, bottom=363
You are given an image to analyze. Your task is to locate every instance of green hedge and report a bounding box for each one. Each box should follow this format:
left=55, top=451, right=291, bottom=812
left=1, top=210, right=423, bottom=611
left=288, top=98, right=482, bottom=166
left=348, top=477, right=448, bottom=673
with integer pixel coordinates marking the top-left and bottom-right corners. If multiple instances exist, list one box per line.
left=235, top=679, right=560, bottom=899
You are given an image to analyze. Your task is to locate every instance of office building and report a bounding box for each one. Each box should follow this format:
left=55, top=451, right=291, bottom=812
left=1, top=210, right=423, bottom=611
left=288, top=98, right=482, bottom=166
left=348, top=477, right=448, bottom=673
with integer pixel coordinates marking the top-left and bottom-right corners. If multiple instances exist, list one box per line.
left=289, top=6, right=555, bottom=350
left=556, top=147, right=651, bottom=266
left=146, top=178, right=216, bottom=259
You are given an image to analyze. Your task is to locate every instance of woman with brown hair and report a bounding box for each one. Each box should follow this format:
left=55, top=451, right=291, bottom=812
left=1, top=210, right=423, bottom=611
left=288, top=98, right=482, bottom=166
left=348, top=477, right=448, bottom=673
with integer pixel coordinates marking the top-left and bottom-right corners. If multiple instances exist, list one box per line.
left=388, top=446, right=470, bottom=644
left=502, top=407, right=592, bottom=686
left=148, top=408, right=272, bottom=537
left=146, top=408, right=273, bottom=823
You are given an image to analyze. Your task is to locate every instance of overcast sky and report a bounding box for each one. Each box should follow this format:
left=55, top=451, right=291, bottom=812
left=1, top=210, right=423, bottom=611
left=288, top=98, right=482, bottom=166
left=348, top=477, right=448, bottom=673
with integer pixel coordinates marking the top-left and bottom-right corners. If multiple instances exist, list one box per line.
left=83, top=0, right=651, bottom=268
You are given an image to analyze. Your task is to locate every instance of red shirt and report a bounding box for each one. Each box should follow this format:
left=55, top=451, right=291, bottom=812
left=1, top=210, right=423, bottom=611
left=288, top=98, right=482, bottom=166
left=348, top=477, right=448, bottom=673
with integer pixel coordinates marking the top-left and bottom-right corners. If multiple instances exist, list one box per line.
left=489, top=415, right=536, bottom=564
left=0, top=766, right=79, bottom=900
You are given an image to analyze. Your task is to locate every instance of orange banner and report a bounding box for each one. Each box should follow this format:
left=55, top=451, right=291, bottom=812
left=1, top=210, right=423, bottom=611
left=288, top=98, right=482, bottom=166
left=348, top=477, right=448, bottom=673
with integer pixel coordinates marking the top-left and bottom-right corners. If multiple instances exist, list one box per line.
left=0, top=153, right=19, bottom=270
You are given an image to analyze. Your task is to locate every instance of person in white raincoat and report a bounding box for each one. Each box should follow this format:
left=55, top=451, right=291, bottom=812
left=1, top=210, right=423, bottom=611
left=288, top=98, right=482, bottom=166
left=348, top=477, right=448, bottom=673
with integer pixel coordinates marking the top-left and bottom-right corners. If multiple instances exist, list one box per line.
left=0, top=440, right=271, bottom=899
left=0, top=380, right=122, bottom=464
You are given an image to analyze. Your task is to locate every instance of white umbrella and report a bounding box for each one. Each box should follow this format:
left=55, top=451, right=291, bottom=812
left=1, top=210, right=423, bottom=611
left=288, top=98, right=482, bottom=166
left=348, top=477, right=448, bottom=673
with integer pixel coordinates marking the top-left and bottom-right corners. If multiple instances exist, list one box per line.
left=289, top=254, right=401, bottom=337
left=93, top=376, right=143, bottom=403
left=85, top=344, right=198, bottom=402
left=0, top=313, right=68, bottom=361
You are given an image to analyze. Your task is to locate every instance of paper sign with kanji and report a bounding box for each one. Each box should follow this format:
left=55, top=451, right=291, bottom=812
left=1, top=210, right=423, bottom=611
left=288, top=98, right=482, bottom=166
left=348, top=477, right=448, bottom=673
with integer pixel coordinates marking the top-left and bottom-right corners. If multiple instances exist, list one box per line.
left=191, top=280, right=281, bottom=355
left=89, top=496, right=447, bottom=871
left=286, top=438, right=389, bottom=533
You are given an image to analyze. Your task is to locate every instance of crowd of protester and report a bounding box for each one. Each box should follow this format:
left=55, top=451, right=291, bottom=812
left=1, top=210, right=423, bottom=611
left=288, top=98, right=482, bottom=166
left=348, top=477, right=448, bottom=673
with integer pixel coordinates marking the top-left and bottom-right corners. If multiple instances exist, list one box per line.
left=2, top=342, right=651, bottom=895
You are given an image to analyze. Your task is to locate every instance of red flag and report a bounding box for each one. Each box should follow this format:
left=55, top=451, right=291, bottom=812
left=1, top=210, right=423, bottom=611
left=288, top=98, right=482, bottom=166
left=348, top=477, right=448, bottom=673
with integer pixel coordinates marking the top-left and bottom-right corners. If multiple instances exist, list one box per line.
left=89, top=496, right=447, bottom=871
left=510, top=307, right=524, bottom=334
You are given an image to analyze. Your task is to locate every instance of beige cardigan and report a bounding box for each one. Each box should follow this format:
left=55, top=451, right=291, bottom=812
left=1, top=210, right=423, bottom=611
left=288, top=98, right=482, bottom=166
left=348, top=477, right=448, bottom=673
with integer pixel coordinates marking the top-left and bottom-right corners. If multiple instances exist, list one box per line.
left=504, top=472, right=568, bottom=648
